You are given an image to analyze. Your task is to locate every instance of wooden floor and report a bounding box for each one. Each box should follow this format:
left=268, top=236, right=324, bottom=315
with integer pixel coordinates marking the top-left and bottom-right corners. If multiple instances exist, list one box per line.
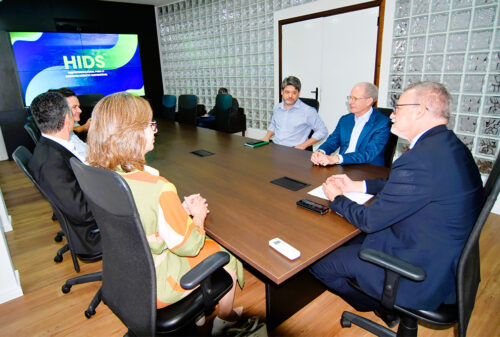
left=0, top=159, right=498, bottom=337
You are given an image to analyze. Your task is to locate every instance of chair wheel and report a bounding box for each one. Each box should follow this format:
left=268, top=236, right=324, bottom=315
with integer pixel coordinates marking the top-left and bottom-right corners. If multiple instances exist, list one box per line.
left=85, top=309, right=95, bottom=319
left=54, top=234, right=63, bottom=242
left=341, top=317, right=352, bottom=328
left=61, top=284, right=72, bottom=293
left=54, top=255, right=63, bottom=263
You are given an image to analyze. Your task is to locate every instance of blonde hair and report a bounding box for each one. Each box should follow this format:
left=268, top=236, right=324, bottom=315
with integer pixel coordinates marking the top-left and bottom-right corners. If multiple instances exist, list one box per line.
left=87, top=92, right=152, bottom=172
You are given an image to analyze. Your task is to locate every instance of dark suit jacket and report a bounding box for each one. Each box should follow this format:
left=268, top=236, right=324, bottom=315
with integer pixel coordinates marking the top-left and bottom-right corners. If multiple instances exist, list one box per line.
left=318, top=108, right=391, bottom=166
left=330, top=125, right=484, bottom=310
left=29, top=136, right=101, bottom=256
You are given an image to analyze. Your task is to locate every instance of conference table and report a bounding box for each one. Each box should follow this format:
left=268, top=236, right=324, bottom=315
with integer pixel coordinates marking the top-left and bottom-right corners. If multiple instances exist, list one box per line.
left=148, top=120, right=389, bottom=329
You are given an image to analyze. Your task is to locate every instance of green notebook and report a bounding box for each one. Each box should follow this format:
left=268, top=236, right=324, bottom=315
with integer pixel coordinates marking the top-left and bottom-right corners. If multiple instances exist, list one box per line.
left=244, top=140, right=269, bottom=148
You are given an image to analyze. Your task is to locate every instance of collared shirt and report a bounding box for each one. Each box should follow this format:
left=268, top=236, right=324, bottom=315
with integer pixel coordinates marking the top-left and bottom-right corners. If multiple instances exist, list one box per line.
left=410, top=127, right=433, bottom=149
left=338, top=108, right=373, bottom=164
left=268, top=99, right=328, bottom=147
left=69, top=131, right=88, bottom=161
left=42, top=133, right=87, bottom=163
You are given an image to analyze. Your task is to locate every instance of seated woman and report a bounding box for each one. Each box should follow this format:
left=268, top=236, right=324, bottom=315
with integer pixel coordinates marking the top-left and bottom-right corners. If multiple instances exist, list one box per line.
left=86, top=93, right=244, bottom=335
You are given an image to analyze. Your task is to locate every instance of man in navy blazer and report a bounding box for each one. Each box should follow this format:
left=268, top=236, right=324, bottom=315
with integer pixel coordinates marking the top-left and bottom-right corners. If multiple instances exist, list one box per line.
left=28, top=92, right=101, bottom=256
left=311, top=82, right=391, bottom=166
left=310, top=82, right=484, bottom=324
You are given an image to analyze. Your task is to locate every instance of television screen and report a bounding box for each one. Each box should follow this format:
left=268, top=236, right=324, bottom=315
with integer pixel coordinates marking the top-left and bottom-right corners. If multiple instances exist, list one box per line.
left=10, top=32, right=145, bottom=105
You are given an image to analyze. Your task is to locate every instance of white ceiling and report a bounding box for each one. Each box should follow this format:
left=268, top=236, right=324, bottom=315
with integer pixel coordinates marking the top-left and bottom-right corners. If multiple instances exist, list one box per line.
left=99, top=0, right=179, bottom=6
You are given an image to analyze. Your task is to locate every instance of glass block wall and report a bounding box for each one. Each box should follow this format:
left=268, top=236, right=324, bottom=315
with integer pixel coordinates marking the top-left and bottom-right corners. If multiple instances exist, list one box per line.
left=388, top=0, right=500, bottom=175
left=156, top=0, right=315, bottom=131
left=156, top=0, right=499, bottom=175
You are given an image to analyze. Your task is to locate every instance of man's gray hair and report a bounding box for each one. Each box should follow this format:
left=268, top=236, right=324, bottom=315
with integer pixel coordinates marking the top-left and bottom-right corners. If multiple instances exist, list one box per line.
left=355, top=82, right=378, bottom=103
left=281, top=76, right=301, bottom=92
left=406, top=81, right=451, bottom=121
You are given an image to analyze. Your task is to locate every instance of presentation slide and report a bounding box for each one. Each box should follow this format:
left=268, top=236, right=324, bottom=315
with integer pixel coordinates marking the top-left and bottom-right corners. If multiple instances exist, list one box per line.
left=10, top=32, right=145, bottom=105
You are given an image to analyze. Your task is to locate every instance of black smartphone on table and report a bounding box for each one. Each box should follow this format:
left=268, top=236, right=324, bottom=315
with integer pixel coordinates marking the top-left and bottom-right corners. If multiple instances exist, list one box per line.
left=296, top=198, right=329, bottom=215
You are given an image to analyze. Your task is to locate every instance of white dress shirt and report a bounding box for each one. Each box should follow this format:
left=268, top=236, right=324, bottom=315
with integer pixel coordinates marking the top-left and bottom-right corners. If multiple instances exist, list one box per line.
left=42, top=133, right=87, bottom=163
left=338, top=108, right=373, bottom=163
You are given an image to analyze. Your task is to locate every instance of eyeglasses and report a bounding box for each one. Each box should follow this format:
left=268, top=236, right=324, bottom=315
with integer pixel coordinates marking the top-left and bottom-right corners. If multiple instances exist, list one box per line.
left=347, top=96, right=370, bottom=102
left=150, top=120, right=158, bottom=133
left=392, top=103, right=429, bottom=113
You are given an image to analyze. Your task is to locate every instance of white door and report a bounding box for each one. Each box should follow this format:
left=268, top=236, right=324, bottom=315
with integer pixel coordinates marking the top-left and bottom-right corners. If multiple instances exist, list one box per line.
left=282, top=17, right=324, bottom=101
left=282, top=7, right=380, bottom=142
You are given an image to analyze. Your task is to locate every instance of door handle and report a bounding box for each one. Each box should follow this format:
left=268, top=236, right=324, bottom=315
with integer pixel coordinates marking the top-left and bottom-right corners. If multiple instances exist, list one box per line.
left=311, top=87, right=318, bottom=101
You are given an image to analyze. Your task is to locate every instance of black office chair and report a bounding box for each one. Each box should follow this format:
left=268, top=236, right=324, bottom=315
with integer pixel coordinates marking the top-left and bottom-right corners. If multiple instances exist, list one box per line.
left=76, top=93, right=104, bottom=125
left=24, top=116, right=41, bottom=145
left=13, top=146, right=69, bottom=261
left=300, top=97, right=320, bottom=112
left=12, top=146, right=103, bottom=318
left=377, top=107, right=398, bottom=167
left=176, top=94, right=200, bottom=125
left=70, top=158, right=234, bottom=336
left=24, top=116, right=61, bottom=226
left=300, top=97, right=320, bottom=151
left=340, top=154, right=500, bottom=337
left=161, top=94, right=177, bottom=121
left=213, top=94, right=247, bottom=135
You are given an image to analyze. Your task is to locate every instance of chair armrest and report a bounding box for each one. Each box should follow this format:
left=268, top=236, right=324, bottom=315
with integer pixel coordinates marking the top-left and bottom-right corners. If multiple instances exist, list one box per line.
left=180, top=251, right=230, bottom=289
left=228, top=114, right=246, bottom=133
left=359, top=248, right=426, bottom=282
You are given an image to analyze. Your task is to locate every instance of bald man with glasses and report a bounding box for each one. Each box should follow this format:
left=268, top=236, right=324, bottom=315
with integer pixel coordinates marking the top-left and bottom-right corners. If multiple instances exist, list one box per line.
left=311, top=82, right=391, bottom=166
left=310, top=82, right=484, bottom=327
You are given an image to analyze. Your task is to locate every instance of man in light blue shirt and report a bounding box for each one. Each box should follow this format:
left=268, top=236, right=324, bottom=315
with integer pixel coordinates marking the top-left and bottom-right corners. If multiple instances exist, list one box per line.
left=262, top=76, right=328, bottom=149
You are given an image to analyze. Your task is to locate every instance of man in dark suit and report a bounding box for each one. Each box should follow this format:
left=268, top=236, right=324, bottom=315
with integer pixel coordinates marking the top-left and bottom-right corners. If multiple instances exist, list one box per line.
left=310, top=82, right=484, bottom=326
left=311, top=82, right=391, bottom=166
left=28, top=91, right=101, bottom=256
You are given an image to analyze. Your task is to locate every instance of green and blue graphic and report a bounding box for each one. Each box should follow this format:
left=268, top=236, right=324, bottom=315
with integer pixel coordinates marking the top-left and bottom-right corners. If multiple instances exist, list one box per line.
left=10, top=32, right=145, bottom=105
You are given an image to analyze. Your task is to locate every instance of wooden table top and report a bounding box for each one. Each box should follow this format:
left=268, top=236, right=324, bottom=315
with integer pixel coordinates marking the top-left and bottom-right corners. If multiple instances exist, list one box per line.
left=147, top=121, right=389, bottom=284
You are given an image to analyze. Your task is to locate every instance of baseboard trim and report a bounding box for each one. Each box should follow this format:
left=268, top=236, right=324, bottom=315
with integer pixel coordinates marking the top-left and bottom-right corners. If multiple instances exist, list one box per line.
left=0, top=270, right=23, bottom=304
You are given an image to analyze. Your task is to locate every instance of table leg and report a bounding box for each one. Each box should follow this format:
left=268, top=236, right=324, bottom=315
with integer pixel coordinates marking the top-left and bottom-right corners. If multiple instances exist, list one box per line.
left=265, top=269, right=326, bottom=330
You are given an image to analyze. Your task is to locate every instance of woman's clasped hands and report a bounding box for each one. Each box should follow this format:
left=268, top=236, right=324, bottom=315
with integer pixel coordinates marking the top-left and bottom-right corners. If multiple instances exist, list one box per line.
left=182, top=194, right=210, bottom=227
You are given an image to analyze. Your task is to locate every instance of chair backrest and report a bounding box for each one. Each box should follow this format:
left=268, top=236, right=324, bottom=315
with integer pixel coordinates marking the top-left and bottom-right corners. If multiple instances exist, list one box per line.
left=24, top=118, right=41, bottom=145
left=214, top=94, right=233, bottom=131
left=12, top=146, right=96, bottom=271
left=177, top=94, right=199, bottom=125
left=12, top=145, right=35, bottom=184
left=300, top=97, right=320, bottom=112
left=298, top=98, right=320, bottom=151
left=77, top=93, right=104, bottom=124
left=161, top=94, right=177, bottom=121
left=456, top=155, right=500, bottom=337
left=70, top=158, right=157, bottom=336
left=376, top=107, right=398, bottom=167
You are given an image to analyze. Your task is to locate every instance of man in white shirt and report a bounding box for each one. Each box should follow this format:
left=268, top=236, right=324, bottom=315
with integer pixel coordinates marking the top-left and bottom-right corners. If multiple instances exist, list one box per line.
left=49, top=88, right=89, bottom=160
left=310, top=82, right=391, bottom=166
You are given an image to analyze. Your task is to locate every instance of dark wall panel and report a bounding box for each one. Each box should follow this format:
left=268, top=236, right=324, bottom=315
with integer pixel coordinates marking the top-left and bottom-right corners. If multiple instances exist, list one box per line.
left=0, top=0, right=163, bottom=158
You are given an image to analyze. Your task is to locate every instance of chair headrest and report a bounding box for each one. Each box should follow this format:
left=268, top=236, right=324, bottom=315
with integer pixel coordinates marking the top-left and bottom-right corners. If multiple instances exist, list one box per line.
left=70, top=158, right=137, bottom=217
left=162, top=95, right=176, bottom=108
left=216, top=94, right=232, bottom=110
left=179, top=95, right=198, bottom=109
left=77, top=94, right=104, bottom=106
